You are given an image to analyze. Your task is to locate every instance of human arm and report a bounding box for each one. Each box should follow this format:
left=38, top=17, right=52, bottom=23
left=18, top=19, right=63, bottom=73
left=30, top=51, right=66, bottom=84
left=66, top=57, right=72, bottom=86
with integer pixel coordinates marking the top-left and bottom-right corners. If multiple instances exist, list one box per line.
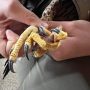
left=2, top=20, right=90, bottom=62
left=0, top=0, right=47, bottom=26
left=0, top=0, right=47, bottom=57
left=0, top=0, right=90, bottom=61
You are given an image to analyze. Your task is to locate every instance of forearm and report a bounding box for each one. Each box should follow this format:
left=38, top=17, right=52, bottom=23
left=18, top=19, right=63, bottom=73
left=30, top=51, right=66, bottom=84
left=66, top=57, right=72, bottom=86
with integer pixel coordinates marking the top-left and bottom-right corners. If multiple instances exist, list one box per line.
left=3, top=0, right=41, bottom=26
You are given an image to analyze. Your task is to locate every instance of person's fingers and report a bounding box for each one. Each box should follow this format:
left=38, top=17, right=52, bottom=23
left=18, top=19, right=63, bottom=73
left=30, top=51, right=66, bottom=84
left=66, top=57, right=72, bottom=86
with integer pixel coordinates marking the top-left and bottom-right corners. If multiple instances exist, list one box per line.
left=7, top=0, right=48, bottom=27
left=6, top=30, right=19, bottom=56
left=49, top=37, right=80, bottom=61
left=0, top=39, right=7, bottom=57
left=46, top=21, right=76, bottom=36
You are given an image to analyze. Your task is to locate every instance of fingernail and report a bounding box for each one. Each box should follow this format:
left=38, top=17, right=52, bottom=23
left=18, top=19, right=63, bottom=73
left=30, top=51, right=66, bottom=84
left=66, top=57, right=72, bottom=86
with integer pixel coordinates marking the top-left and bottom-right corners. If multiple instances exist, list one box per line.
left=6, top=30, right=13, bottom=35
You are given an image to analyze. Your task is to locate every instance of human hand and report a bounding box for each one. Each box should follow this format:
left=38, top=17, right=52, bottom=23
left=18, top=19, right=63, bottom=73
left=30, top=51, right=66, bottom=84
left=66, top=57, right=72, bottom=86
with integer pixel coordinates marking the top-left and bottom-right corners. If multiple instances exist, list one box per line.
left=0, top=0, right=48, bottom=57
left=0, top=0, right=48, bottom=36
left=0, top=0, right=48, bottom=26
left=47, top=20, right=90, bottom=61
left=0, top=0, right=27, bottom=57
left=2, top=20, right=90, bottom=61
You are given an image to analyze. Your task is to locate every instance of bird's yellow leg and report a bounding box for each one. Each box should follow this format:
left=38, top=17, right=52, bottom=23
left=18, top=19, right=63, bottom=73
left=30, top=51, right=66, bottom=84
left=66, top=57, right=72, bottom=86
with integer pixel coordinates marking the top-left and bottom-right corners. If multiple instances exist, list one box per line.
left=33, top=47, right=46, bottom=58
left=24, top=31, right=47, bottom=59
left=30, top=32, right=47, bottom=50
left=10, top=26, right=38, bottom=62
left=3, top=26, right=38, bottom=79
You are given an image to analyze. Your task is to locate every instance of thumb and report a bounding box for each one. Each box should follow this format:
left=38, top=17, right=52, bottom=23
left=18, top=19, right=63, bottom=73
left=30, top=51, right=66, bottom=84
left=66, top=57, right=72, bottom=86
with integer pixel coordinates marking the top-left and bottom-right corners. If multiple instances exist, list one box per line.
left=6, top=30, right=19, bottom=55
left=6, top=30, right=19, bottom=41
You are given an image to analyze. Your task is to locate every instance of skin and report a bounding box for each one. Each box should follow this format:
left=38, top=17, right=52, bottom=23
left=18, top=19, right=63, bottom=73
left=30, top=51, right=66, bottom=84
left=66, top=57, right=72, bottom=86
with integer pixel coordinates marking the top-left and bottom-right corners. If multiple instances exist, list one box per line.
left=0, top=0, right=90, bottom=61
left=48, top=20, right=90, bottom=61
left=0, top=0, right=47, bottom=57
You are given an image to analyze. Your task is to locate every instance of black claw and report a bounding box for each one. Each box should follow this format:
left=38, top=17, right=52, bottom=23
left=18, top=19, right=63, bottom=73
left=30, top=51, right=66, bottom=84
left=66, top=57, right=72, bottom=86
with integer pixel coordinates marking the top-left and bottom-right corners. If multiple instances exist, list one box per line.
left=4, top=59, right=8, bottom=66
left=8, top=60, right=15, bottom=73
left=38, top=26, right=47, bottom=36
left=51, top=28, right=60, bottom=34
left=3, top=60, right=15, bottom=79
left=3, top=64, right=9, bottom=79
left=31, top=43, right=39, bottom=51
left=24, top=44, right=29, bottom=60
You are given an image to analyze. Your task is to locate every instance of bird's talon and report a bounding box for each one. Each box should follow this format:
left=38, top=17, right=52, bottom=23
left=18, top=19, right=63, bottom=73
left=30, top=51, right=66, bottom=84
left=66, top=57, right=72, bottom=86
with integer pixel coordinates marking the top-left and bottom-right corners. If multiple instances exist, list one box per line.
left=4, top=59, right=8, bottom=66
left=24, top=44, right=30, bottom=60
left=3, top=60, right=15, bottom=79
left=51, top=28, right=60, bottom=34
left=9, top=60, right=15, bottom=73
left=38, top=26, right=47, bottom=36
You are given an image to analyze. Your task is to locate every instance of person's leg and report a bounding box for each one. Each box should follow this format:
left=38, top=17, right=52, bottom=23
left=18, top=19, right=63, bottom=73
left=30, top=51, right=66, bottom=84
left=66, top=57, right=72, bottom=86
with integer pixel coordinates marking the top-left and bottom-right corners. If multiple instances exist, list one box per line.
left=17, top=54, right=90, bottom=90
left=16, top=54, right=36, bottom=84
